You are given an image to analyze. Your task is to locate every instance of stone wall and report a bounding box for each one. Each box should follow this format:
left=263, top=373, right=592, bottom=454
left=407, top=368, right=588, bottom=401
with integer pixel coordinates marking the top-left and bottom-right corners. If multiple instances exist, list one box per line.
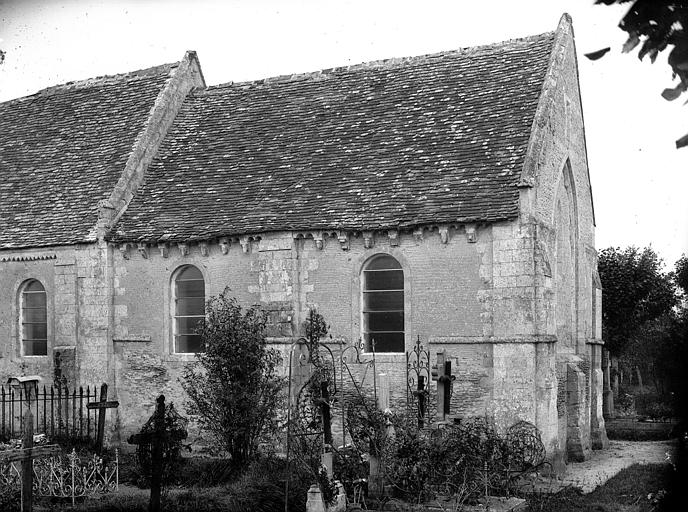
left=0, top=246, right=79, bottom=385
left=110, top=226, right=489, bottom=437
left=518, top=14, right=607, bottom=460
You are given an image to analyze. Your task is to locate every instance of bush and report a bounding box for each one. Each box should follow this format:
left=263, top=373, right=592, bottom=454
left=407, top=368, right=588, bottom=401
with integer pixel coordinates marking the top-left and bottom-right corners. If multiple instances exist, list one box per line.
left=635, top=392, right=676, bottom=420
left=382, top=417, right=547, bottom=505
left=181, top=288, right=285, bottom=468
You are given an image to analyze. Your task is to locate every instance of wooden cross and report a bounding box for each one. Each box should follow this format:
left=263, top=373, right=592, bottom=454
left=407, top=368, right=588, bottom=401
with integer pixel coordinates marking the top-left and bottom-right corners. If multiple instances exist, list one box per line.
left=0, top=408, right=60, bottom=512
left=86, top=383, right=119, bottom=454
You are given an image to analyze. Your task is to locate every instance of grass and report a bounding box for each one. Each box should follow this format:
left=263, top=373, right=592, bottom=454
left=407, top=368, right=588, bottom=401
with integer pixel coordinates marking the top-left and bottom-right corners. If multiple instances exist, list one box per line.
left=525, top=463, right=684, bottom=512
left=25, top=455, right=310, bottom=512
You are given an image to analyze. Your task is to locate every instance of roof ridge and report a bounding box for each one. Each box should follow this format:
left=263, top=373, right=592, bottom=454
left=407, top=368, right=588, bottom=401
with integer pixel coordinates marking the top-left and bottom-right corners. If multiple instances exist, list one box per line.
left=0, top=62, right=179, bottom=106
left=203, top=30, right=555, bottom=93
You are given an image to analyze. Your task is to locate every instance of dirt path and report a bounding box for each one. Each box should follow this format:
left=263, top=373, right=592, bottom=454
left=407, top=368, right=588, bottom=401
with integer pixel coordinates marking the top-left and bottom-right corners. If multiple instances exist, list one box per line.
left=556, top=440, right=675, bottom=493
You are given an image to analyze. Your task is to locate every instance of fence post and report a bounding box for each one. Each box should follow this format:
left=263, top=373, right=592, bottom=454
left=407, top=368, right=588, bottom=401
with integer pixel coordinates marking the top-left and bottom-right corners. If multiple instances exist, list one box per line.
left=71, top=449, right=76, bottom=507
left=42, top=386, right=47, bottom=435
left=21, top=407, right=34, bottom=512
left=79, top=387, right=84, bottom=439
left=1, top=387, right=5, bottom=439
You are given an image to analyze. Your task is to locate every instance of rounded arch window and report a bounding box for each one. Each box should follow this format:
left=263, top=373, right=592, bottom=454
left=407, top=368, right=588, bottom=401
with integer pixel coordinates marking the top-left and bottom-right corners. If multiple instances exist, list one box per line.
left=20, top=279, right=47, bottom=356
left=361, top=254, right=404, bottom=352
left=172, top=265, right=205, bottom=353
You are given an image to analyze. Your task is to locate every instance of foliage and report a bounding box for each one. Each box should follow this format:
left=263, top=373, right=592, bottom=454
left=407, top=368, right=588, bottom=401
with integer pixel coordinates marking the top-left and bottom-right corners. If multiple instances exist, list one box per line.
left=130, top=401, right=189, bottom=488
left=345, top=391, right=388, bottom=457
left=598, top=246, right=677, bottom=356
left=675, top=255, right=688, bottom=296
left=382, top=417, right=547, bottom=505
left=591, top=1, right=688, bottom=148
left=524, top=463, right=680, bottom=512
left=181, top=288, right=285, bottom=468
left=316, top=466, right=338, bottom=506
left=332, top=445, right=369, bottom=499
left=304, top=308, right=330, bottom=345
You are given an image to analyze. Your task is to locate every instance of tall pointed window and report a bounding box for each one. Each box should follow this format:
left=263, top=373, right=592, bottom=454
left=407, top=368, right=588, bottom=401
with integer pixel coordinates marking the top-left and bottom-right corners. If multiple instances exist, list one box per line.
left=173, top=265, right=205, bottom=353
left=362, top=255, right=404, bottom=352
left=20, top=280, right=48, bottom=356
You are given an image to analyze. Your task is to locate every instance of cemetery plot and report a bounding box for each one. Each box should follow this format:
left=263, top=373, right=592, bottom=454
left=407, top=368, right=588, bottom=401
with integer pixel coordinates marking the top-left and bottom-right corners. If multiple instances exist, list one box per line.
left=0, top=383, right=120, bottom=511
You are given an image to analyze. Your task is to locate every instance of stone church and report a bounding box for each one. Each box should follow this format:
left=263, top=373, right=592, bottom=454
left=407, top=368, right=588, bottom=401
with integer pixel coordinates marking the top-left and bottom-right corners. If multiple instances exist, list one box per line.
left=0, top=14, right=607, bottom=466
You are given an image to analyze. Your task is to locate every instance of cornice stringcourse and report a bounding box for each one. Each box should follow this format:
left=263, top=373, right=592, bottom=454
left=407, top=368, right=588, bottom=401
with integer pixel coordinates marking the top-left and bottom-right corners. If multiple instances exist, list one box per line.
left=115, top=223, right=483, bottom=260
left=0, top=253, right=58, bottom=262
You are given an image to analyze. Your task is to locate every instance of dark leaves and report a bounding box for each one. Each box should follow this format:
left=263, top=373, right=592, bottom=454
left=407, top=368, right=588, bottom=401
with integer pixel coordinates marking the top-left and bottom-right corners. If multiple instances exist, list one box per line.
left=622, top=33, right=641, bottom=53
left=585, top=47, right=611, bottom=61
left=597, top=0, right=688, bottom=147
left=661, top=83, right=687, bottom=100
left=675, top=132, right=688, bottom=148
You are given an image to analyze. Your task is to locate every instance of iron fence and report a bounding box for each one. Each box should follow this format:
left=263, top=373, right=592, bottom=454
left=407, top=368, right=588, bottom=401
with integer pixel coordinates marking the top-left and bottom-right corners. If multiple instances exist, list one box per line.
left=0, top=385, right=100, bottom=442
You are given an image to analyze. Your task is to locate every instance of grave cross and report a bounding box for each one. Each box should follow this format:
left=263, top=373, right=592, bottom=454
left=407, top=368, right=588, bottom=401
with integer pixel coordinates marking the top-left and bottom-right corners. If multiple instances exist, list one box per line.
left=127, top=395, right=168, bottom=512
left=0, top=408, right=60, bottom=512
left=86, top=383, right=119, bottom=454
left=432, top=351, right=456, bottom=421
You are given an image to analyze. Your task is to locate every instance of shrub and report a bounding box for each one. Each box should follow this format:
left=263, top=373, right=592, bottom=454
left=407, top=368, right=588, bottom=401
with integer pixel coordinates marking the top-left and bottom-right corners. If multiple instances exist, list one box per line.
left=181, top=288, right=285, bottom=468
left=634, top=392, right=676, bottom=420
left=382, top=417, right=546, bottom=505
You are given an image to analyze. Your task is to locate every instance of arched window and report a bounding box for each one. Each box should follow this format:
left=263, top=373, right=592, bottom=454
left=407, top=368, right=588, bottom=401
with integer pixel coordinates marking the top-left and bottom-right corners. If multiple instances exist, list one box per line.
left=173, top=265, right=205, bottom=353
left=20, top=280, right=47, bottom=356
left=362, top=254, right=404, bottom=352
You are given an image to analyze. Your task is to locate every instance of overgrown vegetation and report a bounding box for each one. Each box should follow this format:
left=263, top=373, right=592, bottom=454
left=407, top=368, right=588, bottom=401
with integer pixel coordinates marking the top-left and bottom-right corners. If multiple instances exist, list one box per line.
left=286, top=309, right=339, bottom=506
left=381, top=417, right=547, bottom=505
left=181, top=288, right=285, bottom=469
left=129, top=401, right=189, bottom=488
left=525, top=463, right=682, bottom=512
left=598, top=247, right=687, bottom=423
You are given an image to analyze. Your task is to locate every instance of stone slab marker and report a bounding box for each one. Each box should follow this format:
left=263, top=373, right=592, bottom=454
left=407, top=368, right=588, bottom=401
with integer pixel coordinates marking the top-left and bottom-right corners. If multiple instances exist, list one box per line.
left=566, top=363, right=591, bottom=462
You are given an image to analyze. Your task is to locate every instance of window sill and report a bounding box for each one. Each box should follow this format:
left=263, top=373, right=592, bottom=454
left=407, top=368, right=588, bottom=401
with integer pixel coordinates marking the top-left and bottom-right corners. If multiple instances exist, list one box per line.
left=364, top=352, right=407, bottom=363
left=164, top=352, right=202, bottom=363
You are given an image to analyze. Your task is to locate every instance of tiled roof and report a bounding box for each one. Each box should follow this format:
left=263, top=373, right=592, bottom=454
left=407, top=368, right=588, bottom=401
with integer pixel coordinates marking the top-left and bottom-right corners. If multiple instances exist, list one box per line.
left=0, top=64, right=175, bottom=249
left=113, top=32, right=555, bottom=243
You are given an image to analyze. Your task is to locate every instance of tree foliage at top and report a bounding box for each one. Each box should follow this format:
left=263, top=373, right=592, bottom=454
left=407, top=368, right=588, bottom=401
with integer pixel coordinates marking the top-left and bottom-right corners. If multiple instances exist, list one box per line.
left=675, top=254, right=688, bottom=296
left=181, top=288, right=285, bottom=467
left=598, top=246, right=677, bottom=355
left=591, top=1, right=688, bottom=148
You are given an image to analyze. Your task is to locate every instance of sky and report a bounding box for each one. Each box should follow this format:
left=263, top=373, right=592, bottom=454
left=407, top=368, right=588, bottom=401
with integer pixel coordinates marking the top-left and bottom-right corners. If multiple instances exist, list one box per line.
left=0, top=0, right=686, bottom=267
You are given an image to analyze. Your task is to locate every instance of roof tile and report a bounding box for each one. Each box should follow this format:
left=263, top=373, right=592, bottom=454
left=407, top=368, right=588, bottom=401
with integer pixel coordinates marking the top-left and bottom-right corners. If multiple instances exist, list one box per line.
left=0, top=64, right=175, bottom=248
left=113, top=32, right=554, bottom=243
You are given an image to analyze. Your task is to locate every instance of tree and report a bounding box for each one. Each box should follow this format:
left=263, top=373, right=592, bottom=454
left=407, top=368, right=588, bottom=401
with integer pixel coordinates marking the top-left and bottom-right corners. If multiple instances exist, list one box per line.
left=590, top=1, right=688, bottom=148
left=181, top=288, right=285, bottom=467
left=598, top=246, right=677, bottom=356
left=675, top=254, right=688, bottom=297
